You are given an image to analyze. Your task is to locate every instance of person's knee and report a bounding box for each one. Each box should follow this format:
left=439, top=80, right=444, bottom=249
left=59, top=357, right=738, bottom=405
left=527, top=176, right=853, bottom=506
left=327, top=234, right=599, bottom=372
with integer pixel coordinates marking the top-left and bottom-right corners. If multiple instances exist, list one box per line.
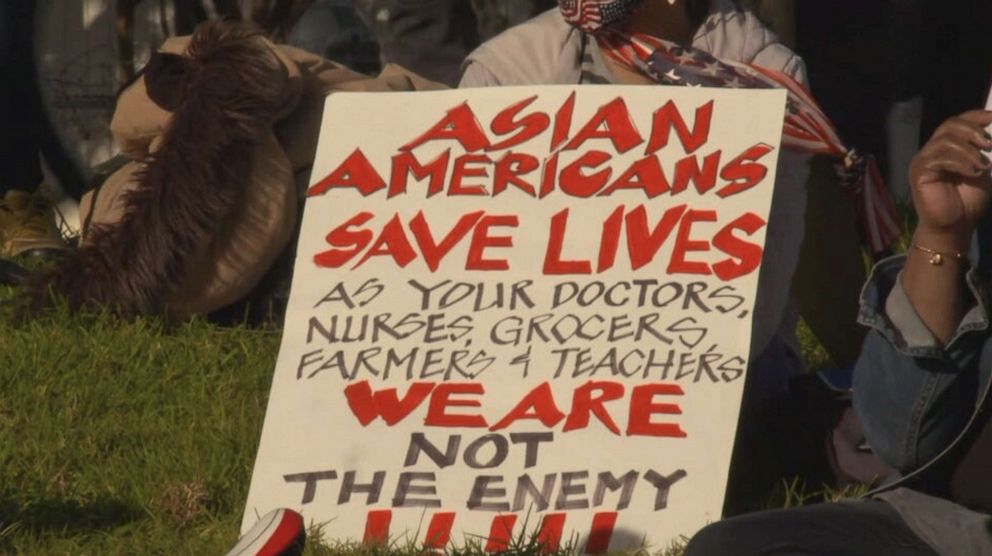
left=683, top=520, right=740, bottom=556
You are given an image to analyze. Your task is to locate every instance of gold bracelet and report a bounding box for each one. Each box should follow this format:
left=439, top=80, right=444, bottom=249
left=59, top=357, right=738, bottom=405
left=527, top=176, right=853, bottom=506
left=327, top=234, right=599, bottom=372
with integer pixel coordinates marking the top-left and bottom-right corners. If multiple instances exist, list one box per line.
left=913, top=243, right=965, bottom=266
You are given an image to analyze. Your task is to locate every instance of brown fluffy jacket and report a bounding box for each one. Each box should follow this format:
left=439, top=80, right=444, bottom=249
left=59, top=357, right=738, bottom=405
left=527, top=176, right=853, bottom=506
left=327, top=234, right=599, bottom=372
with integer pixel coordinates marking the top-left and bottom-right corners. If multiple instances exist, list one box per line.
left=33, top=22, right=290, bottom=317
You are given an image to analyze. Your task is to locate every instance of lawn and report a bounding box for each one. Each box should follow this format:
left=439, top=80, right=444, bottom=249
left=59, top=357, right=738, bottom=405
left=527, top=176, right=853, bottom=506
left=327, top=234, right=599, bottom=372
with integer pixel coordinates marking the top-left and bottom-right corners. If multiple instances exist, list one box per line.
left=0, top=293, right=280, bottom=554
left=0, top=281, right=834, bottom=555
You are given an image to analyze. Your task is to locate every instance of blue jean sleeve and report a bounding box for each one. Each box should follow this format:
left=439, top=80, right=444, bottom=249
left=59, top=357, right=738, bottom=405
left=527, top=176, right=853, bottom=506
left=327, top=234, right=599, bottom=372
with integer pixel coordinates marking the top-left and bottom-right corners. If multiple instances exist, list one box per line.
left=852, top=256, right=989, bottom=471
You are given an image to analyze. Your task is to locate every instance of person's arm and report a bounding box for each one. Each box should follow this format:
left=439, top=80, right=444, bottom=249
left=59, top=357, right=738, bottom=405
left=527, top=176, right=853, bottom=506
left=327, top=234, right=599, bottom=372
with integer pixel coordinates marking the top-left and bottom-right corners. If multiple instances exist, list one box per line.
left=853, top=260, right=988, bottom=471
left=902, top=110, right=992, bottom=344
left=458, top=61, right=501, bottom=88
left=853, top=111, right=992, bottom=471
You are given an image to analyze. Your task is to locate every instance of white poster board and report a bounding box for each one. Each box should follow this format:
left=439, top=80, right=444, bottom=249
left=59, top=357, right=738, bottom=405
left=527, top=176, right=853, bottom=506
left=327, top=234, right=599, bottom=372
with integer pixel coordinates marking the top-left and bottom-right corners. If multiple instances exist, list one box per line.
left=244, top=85, right=786, bottom=552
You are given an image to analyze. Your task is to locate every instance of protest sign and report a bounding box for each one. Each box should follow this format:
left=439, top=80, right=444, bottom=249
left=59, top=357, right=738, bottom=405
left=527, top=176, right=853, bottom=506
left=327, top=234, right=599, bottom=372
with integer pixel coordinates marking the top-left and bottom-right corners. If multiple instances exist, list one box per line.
left=243, top=85, right=787, bottom=552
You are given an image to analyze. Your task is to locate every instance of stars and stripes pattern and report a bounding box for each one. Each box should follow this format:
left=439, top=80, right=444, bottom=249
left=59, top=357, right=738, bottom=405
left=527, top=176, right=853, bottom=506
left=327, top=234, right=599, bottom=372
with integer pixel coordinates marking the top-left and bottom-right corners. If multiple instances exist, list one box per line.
left=558, top=0, right=644, bottom=33
left=596, top=29, right=902, bottom=255
left=360, top=509, right=621, bottom=554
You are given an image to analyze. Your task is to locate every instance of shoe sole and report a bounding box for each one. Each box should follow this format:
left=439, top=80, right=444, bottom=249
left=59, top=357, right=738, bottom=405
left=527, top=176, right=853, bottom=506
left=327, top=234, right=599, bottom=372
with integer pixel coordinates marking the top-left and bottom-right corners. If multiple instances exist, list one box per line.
left=225, top=509, right=305, bottom=556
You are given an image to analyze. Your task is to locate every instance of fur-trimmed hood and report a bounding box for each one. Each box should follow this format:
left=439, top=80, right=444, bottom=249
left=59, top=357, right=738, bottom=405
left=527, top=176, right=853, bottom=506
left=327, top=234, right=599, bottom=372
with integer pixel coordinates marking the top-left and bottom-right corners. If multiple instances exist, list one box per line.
left=28, top=21, right=444, bottom=319
left=35, top=22, right=293, bottom=317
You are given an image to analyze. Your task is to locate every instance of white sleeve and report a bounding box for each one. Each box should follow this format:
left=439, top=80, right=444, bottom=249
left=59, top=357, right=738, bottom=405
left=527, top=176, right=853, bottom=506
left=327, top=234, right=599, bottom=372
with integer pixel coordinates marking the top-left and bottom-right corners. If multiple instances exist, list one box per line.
left=458, top=61, right=502, bottom=88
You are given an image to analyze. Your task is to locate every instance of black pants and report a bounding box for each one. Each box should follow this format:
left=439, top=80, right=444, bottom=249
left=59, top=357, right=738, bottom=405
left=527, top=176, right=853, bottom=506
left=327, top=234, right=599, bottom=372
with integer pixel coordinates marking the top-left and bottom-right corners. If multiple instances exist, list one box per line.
left=684, top=501, right=938, bottom=556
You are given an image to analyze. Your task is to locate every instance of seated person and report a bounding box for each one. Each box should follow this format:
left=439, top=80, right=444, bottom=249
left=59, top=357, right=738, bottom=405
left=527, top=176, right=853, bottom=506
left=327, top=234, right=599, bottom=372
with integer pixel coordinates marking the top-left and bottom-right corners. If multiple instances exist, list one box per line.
left=462, top=0, right=811, bottom=407
left=458, top=0, right=877, bottom=512
left=684, top=110, right=992, bottom=555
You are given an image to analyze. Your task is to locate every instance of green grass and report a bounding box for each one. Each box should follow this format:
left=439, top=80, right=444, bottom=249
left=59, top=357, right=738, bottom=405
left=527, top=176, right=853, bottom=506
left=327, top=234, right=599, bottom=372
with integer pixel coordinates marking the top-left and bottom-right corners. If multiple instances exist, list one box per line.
left=0, top=291, right=281, bottom=554
left=0, top=280, right=836, bottom=555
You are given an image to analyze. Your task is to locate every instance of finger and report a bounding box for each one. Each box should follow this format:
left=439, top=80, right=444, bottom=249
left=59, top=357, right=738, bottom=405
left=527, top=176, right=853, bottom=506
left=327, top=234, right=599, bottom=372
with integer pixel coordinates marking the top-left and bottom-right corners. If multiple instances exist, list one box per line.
left=920, top=143, right=987, bottom=178
left=954, top=109, right=992, bottom=128
left=947, top=122, right=992, bottom=150
left=941, top=141, right=988, bottom=175
left=920, top=134, right=989, bottom=170
left=955, top=110, right=992, bottom=149
left=932, top=118, right=992, bottom=150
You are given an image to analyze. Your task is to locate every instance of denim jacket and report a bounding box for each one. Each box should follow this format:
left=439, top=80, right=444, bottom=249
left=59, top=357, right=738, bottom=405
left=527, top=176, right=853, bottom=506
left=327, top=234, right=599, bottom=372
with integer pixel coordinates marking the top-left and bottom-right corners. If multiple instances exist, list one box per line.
left=853, top=254, right=992, bottom=482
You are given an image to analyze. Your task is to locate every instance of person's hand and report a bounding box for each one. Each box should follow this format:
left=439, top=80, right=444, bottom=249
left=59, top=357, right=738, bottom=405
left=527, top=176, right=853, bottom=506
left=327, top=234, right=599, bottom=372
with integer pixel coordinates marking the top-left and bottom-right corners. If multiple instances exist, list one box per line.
left=903, top=111, right=992, bottom=343
left=909, top=110, right=992, bottom=248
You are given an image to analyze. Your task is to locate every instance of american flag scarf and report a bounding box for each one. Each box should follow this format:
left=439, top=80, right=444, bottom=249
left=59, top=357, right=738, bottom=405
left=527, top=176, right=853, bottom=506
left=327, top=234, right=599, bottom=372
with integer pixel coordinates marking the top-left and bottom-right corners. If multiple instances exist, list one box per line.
left=589, top=26, right=903, bottom=255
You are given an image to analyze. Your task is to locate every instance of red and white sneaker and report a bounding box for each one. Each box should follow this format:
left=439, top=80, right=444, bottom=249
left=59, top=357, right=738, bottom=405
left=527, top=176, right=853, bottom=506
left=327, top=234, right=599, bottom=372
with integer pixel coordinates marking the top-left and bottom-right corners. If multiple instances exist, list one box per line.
left=225, top=508, right=306, bottom=556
